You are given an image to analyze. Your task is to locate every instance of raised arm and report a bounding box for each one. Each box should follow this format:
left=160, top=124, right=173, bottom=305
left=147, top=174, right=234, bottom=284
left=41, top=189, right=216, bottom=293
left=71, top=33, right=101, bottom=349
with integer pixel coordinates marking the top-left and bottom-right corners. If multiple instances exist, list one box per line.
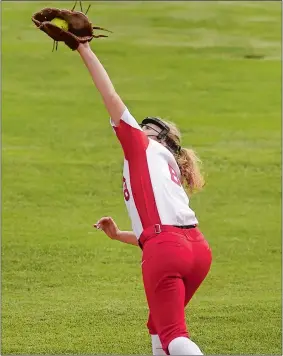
left=77, top=42, right=125, bottom=125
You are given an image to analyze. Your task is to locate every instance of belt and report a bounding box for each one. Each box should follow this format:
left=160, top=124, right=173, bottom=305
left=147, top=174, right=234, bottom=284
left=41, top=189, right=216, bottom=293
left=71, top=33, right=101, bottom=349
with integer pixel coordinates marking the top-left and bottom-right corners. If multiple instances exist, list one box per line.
left=139, top=224, right=197, bottom=249
left=173, top=224, right=197, bottom=229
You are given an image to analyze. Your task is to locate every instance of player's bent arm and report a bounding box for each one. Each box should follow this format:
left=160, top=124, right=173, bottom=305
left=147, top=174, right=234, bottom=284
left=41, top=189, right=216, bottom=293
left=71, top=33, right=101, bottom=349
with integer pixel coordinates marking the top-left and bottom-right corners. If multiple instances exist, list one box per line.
left=94, top=217, right=138, bottom=246
left=115, top=231, right=139, bottom=246
left=77, top=42, right=125, bottom=125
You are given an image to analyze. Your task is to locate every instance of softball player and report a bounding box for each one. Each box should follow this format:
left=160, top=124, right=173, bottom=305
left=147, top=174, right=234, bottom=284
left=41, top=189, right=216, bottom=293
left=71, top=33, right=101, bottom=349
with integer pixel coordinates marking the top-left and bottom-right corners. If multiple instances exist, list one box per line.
left=77, top=42, right=212, bottom=355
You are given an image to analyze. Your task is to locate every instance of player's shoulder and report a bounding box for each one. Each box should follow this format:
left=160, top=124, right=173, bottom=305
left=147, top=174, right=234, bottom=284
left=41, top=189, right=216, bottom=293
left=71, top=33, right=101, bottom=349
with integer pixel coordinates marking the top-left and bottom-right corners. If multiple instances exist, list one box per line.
left=120, top=108, right=141, bottom=130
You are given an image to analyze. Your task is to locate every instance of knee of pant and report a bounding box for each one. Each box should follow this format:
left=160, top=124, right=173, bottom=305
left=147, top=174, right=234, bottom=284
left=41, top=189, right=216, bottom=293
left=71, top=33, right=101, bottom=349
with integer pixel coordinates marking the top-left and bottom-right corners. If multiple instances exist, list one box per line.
left=147, top=315, right=157, bottom=335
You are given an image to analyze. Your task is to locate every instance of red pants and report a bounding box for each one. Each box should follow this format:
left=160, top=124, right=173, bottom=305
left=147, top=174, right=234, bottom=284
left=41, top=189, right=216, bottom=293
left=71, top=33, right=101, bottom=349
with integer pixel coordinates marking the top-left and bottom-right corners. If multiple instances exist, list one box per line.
left=140, top=225, right=212, bottom=354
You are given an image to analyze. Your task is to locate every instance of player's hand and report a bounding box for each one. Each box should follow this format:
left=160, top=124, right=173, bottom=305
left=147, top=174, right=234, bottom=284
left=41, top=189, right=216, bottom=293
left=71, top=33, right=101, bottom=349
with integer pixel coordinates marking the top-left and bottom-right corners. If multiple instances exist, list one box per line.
left=94, top=217, right=121, bottom=240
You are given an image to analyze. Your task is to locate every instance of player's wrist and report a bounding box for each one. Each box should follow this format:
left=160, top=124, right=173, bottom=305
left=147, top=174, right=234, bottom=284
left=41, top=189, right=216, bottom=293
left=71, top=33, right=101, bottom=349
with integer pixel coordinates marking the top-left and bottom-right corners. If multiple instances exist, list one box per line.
left=77, top=42, right=90, bottom=53
left=114, top=230, right=123, bottom=240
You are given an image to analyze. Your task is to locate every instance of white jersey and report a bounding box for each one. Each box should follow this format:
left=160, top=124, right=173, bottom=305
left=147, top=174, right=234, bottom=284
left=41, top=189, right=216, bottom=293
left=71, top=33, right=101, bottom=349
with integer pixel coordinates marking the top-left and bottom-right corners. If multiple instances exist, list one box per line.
left=111, top=108, right=198, bottom=239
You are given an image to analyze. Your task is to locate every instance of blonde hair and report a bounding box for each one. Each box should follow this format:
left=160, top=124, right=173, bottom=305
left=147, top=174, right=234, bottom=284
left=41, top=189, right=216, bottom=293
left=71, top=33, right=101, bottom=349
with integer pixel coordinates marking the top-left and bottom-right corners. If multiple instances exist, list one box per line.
left=163, top=120, right=205, bottom=194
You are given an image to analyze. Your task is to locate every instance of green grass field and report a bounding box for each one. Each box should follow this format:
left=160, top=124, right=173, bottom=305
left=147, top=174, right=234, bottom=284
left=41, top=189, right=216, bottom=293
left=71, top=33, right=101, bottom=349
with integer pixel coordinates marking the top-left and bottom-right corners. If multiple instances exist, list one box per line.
left=2, top=1, right=281, bottom=354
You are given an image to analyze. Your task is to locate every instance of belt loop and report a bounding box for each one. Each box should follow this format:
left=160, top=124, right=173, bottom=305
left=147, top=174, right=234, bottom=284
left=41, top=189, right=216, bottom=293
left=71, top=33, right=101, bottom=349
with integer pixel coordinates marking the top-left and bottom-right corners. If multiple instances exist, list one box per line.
left=154, top=224, right=161, bottom=234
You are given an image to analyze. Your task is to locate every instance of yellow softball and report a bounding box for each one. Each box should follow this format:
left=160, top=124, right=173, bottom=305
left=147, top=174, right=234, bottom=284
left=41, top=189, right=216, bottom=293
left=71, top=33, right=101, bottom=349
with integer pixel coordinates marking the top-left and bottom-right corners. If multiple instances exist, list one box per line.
left=50, top=18, right=68, bottom=31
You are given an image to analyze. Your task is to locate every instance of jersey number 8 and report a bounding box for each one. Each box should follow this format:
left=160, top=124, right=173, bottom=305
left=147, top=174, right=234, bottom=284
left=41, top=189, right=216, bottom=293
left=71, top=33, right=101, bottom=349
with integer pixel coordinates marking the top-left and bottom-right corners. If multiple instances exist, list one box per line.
left=123, top=177, right=130, bottom=201
left=168, top=164, right=181, bottom=186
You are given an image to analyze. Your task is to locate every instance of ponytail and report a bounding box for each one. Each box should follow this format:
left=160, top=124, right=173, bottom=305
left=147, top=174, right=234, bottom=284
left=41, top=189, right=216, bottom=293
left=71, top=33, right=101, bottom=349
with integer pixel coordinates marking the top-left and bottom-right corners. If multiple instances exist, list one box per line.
left=160, top=119, right=205, bottom=194
left=175, top=148, right=205, bottom=194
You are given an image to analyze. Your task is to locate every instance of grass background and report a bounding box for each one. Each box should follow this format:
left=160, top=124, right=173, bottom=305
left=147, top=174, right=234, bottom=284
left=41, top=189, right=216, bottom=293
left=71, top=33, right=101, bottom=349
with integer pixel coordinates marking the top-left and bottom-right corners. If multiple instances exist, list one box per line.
left=2, top=1, right=282, bottom=354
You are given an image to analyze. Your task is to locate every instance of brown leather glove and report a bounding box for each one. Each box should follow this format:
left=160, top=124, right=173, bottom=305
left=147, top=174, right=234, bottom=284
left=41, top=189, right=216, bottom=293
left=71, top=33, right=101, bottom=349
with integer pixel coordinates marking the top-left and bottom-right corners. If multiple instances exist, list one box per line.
left=32, top=7, right=111, bottom=50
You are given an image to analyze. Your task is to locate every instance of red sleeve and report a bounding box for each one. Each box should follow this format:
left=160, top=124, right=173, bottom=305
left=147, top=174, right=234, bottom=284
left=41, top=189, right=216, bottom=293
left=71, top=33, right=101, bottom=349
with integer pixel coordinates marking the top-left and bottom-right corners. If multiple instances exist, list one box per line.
left=111, top=108, right=149, bottom=160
